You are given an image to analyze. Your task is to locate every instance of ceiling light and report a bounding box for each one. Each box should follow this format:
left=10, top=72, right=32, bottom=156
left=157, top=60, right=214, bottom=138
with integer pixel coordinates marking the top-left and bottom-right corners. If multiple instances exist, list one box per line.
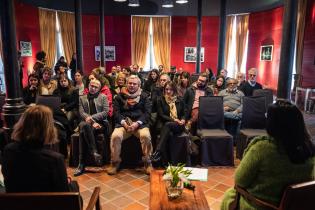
left=114, top=0, right=127, bottom=2
left=176, top=0, right=188, bottom=4
left=162, top=0, right=174, bottom=8
left=128, top=0, right=140, bottom=7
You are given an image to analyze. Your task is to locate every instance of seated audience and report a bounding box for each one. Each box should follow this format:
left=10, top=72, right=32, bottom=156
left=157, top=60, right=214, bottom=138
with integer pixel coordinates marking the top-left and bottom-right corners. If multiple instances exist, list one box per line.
left=240, top=68, right=262, bottom=96
left=23, top=73, right=40, bottom=105
left=39, top=67, right=57, bottom=95
left=218, top=68, right=230, bottom=83
left=151, top=73, right=171, bottom=112
left=74, top=79, right=109, bottom=176
left=69, top=53, right=77, bottom=81
left=107, top=75, right=153, bottom=175
left=52, top=65, right=67, bottom=81
left=55, top=56, right=68, bottom=69
left=210, top=75, right=225, bottom=96
left=184, top=73, right=213, bottom=132
left=236, top=72, right=245, bottom=88
left=218, top=78, right=244, bottom=120
left=176, top=71, right=190, bottom=97
left=74, top=70, right=86, bottom=96
left=205, top=67, right=215, bottom=84
left=53, top=75, right=79, bottom=129
left=122, top=66, right=131, bottom=77
left=221, top=99, right=315, bottom=210
left=112, top=72, right=127, bottom=98
left=151, top=81, right=186, bottom=162
left=32, top=51, right=46, bottom=78
left=2, top=105, right=69, bottom=192
left=91, top=67, right=111, bottom=88
left=143, top=69, right=159, bottom=95
left=158, top=64, right=164, bottom=73
left=85, top=73, right=113, bottom=117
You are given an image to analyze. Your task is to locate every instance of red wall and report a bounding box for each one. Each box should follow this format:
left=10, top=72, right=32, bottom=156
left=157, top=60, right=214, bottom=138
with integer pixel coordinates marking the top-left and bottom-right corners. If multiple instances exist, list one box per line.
left=82, top=15, right=131, bottom=75
left=171, top=16, right=219, bottom=74
left=301, top=0, right=315, bottom=87
left=15, top=1, right=41, bottom=86
left=246, top=7, right=284, bottom=91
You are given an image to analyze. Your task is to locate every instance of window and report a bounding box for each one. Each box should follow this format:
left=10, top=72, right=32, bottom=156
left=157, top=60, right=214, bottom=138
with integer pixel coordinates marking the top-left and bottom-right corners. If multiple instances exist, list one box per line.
left=0, top=57, right=5, bottom=93
left=55, top=12, right=65, bottom=64
left=226, top=15, right=249, bottom=78
left=143, top=17, right=157, bottom=71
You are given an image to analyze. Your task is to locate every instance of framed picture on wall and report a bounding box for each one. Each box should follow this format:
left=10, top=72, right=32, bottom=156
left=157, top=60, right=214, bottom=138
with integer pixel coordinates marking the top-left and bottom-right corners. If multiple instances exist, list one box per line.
left=260, top=45, right=273, bottom=61
left=184, top=47, right=204, bottom=63
left=95, top=46, right=116, bottom=61
left=20, top=41, right=32, bottom=57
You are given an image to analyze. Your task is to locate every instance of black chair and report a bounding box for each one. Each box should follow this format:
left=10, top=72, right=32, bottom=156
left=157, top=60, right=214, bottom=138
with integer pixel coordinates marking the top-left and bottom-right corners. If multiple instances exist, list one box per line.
left=36, top=95, right=61, bottom=110
left=120, top=135, right=143, bottom=168
left=237, top=96, right=267, bottom=159
left=253, top=89, right=273, bottom=109
left=197, top=96, right=234, bottom=166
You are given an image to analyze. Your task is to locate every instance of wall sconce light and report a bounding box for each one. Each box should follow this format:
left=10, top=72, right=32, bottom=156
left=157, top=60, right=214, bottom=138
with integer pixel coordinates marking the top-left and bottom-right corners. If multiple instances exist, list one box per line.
left=176, top=0, right=188, bottom=4
left=162, top=0, right=174, bottom=8
left=128, top=0, right=140, bottom=7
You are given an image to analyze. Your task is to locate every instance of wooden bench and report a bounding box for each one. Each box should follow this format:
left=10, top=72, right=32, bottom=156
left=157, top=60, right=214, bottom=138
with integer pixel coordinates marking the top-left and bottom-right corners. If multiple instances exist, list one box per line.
left=0, top=187, right=101, bottom=210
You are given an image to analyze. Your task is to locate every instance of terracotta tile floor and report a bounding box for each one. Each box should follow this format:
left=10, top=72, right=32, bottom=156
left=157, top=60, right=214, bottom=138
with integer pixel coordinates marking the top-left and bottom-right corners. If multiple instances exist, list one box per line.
left=67, top=162, right=238, bottom=210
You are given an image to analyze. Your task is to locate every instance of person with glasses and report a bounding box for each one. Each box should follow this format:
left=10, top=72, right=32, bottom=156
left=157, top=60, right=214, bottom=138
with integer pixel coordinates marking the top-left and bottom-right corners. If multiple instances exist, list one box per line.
left=240, top=68, right=262, bottom=96
left=150, top=81, right=186, bottom=163
left=221, top=99, right=315, bottom=210
left=74, top=79, right=109, bottom=176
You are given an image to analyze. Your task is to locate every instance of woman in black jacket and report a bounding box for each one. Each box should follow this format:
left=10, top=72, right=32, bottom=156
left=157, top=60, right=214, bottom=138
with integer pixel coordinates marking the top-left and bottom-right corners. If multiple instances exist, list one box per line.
left=151, top=81, right=186, bottom=162
left=22, top=73, right=40, bottom=105
left=2, top=105, right=69, bottom=192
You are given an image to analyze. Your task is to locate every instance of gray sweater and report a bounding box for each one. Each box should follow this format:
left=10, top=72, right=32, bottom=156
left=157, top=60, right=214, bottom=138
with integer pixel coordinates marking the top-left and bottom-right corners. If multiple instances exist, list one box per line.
left=218, top=89, right=244, bottom=112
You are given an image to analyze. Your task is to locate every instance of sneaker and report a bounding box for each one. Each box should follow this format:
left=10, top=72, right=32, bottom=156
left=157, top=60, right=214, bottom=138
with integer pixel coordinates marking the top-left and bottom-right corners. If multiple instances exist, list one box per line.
left=107, top=162, right=120, bottom=175
left=73, top=164, right=85, bottom=177
left=150, top=151, right=162, bottom=162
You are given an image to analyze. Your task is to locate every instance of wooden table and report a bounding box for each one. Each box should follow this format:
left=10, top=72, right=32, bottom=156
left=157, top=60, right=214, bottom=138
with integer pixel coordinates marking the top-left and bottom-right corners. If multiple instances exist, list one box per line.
left=150, top=170, right=210, bottom=210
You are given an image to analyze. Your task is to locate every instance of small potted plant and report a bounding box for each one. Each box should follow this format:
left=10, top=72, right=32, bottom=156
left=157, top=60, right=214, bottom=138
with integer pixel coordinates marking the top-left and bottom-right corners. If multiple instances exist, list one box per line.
left=163, top=163, right=192, bottom=199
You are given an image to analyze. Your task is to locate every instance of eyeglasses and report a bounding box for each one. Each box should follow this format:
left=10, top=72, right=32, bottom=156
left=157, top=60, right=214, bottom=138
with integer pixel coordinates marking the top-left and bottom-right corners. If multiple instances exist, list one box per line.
left=249, top=74, right=256, bottom=77
left=228, top=82, right=237, bottom=85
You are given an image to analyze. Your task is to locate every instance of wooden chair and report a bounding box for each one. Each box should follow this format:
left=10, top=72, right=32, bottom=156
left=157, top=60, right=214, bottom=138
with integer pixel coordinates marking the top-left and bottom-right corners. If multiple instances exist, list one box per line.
left=0, top=187, right=101, bottom=210
left=234, top=180, right=315, bottom=210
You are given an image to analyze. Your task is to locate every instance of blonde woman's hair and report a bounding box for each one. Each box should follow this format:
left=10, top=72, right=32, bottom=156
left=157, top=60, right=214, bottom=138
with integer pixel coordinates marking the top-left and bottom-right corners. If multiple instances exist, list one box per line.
left=11, top=105, right=58, bottom=146
left=115, top=72, right=126, bottom=86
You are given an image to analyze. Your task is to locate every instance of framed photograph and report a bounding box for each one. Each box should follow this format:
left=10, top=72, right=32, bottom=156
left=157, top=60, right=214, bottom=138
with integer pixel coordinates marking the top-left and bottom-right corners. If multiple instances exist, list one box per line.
left=20, top=41, right=32, bottom=57
left=260, top=45, right=273, bottom=61
left=95, top=46, right=116, bottom=61
left=184, top=47, right=204, bottom=63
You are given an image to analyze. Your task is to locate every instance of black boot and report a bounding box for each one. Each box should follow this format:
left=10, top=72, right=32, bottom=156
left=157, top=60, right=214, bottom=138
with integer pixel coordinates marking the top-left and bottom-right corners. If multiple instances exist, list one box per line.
left=92, top=152, right=102, bottom=166
left=74, top=163, right=85, bottom=177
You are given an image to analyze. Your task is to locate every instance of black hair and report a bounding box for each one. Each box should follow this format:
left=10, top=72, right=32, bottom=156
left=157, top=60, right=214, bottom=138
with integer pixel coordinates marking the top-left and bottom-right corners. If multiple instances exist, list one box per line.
left=266, top=99, right=315, bottom=164
left=36, top=51, right=46, bottom=61
left=163, top=81, right=178, bottom=96
left=148, top=69, right=160, bottom=82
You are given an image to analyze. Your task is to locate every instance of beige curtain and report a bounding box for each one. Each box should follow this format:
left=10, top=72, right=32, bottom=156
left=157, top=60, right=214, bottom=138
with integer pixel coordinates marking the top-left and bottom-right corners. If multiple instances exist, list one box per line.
left=295, top=0, right=308, bottom=87
left=224, top=16, right=234, bottom=69
left=132, top=16, right=150, bottom=68
left=38, top=8, right=56, bottom=68
left=235, top=14, right=249, bottom=73
left=57, top=11, right=76, bottom=65
left=152, top=17, right=171, bottom=71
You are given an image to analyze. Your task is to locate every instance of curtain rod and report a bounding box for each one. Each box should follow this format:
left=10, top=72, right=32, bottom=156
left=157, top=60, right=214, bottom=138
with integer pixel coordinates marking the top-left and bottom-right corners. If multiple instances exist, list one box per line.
left=38, top=7, right=74, bottom=14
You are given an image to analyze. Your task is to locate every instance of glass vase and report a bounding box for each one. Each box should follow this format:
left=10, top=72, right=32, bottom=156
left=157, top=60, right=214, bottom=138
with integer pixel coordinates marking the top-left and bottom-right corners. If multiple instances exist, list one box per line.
left=165, top=179, right=184, bottom=199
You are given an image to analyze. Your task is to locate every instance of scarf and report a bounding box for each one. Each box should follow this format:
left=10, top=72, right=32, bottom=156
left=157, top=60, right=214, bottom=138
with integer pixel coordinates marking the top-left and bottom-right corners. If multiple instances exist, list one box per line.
left=165, top=95, right=178, bottom=120
left=121, top=88, right=142, bottom=107
left=87, top=92, right=99, bottom=115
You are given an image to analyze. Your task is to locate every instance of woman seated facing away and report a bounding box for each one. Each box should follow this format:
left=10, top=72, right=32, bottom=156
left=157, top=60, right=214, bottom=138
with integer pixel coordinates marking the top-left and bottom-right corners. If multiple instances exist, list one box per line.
left=221, top=99, right=315, bottom=210
left=2, top=105, right=70, bottom=192
left=151, top=81, right=186, bottom=163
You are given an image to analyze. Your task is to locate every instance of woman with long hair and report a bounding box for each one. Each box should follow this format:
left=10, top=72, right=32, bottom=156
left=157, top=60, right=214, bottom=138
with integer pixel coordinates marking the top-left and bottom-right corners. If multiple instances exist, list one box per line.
left=210, top=75, right=225, bottom=96
left=2, top=105, right=70, bottom=192
left=143, top=69, right=159, bottom=95
left=22, top=73, right=40, bottom=105
left=151, top=81, right=186, bottom=162
left=112, top=72, right=127, bottom=98
left=176, top=71, right=190, bottom=97
left=221, top=99, right=315, bottom=210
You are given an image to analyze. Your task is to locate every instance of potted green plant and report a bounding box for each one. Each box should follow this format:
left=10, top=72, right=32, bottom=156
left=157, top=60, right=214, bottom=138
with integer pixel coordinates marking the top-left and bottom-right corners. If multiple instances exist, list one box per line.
left=162, top=163, right=192, bottom=199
